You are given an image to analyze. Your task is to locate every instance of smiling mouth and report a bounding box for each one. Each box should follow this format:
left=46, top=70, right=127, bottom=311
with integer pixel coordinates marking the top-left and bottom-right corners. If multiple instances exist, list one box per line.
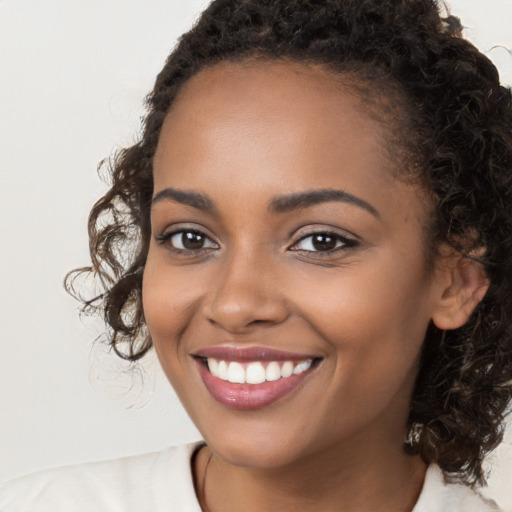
left=202, top=357, right=315, bottom=384
left=194, top=350, right=322, bottom=410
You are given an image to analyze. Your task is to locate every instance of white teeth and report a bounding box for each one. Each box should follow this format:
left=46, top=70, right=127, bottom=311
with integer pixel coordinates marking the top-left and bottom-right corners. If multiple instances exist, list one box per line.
left=207, top=357, right=315, bottom=383
left=207, top=358, right=219, bottom=376
left=246, top=362, right=266, bottom=384
left=281, top=361, right=294, bottom=378
left=265, top=361, right=281, bottom=381
left=218, top=360, right=228, bottom=380
left=293, top=359, right=313, bottom=375
left=227, top=362, right=245, bottom=383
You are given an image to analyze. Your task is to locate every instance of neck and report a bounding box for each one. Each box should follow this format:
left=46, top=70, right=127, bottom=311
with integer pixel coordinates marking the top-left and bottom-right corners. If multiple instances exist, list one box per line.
left=194, top=433, right=427, bottom=512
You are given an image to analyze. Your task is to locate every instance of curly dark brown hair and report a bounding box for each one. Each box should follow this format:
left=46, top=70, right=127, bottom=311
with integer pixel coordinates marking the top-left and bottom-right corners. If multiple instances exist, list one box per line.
left=66, top=0, right=512, bottom=486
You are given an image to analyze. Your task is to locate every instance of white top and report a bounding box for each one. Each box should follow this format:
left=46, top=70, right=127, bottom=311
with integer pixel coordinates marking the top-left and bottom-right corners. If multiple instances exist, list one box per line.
left=0, top=442, right=501, bottom=512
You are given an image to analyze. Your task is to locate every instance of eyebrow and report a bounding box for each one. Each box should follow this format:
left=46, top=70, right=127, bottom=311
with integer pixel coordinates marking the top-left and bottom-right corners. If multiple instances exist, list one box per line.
left=269, top=189, right=380, bottom=218
left=151, top=187, right=379, bottom=218
left=152, top=188, right=215, bottom=212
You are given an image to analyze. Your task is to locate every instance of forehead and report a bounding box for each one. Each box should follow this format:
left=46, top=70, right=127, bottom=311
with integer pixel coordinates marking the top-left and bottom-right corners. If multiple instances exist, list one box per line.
left=155, top=60, right=394, bottom=187
left=152, top=60, right=427, bottom=232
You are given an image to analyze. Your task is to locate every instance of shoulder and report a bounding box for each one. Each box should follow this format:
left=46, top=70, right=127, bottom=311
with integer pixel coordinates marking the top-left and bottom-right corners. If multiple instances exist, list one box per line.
left=413, top=464, right=502, bottom=512
left=0, top=442, right=203, bottom=512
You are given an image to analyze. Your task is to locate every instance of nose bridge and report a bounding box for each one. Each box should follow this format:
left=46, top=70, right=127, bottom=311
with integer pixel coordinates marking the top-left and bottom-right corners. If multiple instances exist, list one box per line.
left=203, top=241, right=288, bottom=332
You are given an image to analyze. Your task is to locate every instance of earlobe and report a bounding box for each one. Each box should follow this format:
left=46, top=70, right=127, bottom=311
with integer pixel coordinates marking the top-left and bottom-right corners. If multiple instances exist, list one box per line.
left=431, top=250, right=489, bottom=331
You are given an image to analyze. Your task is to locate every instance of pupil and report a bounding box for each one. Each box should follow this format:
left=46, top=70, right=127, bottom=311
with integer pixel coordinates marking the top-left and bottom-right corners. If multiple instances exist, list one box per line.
left=312, top=234, right=336, bottom=251
left=183, top=232, right=204, bottom=250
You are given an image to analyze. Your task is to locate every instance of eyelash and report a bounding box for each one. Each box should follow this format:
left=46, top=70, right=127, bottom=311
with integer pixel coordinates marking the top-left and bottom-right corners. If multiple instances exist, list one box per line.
left=289, top=231, right=358, bottom=256
left=156, top=228, right=358, bottom=256
left=156, top=229, right=219, bottom=254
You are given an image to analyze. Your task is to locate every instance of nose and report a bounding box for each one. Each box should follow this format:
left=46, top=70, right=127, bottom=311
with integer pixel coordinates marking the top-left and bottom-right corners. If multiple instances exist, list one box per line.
left=202, top=250, right=289, bottom=334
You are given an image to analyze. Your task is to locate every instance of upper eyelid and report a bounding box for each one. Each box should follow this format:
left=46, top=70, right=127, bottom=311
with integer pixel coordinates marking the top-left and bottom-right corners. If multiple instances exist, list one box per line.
left=290, top=231, right=355, bottom=248
left=155, top=223, right=217, bottom=240
left=291, top=227, right=358, bottom=243
left=160, top=228, right=215, bottom=240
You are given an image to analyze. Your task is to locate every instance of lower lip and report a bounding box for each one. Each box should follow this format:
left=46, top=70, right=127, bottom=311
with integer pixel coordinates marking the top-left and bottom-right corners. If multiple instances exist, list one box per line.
left=196, top=360, right=317, bottom=410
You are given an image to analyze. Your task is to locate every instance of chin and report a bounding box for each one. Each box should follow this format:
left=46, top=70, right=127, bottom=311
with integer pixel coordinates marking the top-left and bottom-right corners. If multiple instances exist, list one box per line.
left=204, top=427, right=308, bottom=470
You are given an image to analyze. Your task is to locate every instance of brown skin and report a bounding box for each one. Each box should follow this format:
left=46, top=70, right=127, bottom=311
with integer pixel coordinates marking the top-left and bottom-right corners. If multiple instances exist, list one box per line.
left=143, top=61, right=489, bottom=512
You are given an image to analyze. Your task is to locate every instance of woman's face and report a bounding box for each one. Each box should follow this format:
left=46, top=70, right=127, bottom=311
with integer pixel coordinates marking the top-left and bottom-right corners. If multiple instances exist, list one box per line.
left=143, top=61, right=444, bottom=468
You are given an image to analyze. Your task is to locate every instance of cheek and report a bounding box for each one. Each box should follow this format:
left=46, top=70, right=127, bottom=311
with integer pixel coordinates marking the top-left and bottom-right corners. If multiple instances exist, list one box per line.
left=142, top=251, right=204, bottom=361
left=290, top=255, right=432, bottom=388
left=288, top=270, right=429, bottom=438
left=142, top=255, right=208, bottom=410
left=295, top=253, right=430, bottom=334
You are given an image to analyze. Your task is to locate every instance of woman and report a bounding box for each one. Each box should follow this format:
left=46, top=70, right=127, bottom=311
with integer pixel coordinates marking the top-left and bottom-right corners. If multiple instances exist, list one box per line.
left=2, top=0, right=511, bottom=510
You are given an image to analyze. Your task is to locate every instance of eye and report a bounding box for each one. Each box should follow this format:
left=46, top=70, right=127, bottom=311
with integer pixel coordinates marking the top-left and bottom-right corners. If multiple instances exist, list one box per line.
left=157, top=229, right=219, bottom=252
left=290, top=232, right=355, bottom=253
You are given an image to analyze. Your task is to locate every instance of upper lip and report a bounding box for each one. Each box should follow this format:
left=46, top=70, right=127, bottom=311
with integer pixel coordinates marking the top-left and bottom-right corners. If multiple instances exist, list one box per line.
left=193, top=346, right=320, bottom=362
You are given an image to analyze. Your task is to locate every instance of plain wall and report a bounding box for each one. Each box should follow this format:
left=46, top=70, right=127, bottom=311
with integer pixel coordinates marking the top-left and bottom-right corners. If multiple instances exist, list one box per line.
left=1, top=0, right=511, bottom=508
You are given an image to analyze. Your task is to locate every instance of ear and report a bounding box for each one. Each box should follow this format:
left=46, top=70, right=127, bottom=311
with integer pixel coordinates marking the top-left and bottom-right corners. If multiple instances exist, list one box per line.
left=431, top=247, right=489, bottom=331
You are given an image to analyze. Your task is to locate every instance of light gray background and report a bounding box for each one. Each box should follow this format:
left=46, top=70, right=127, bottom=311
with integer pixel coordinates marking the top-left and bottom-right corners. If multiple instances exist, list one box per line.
left=1, top=0, right=511, bottom=508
